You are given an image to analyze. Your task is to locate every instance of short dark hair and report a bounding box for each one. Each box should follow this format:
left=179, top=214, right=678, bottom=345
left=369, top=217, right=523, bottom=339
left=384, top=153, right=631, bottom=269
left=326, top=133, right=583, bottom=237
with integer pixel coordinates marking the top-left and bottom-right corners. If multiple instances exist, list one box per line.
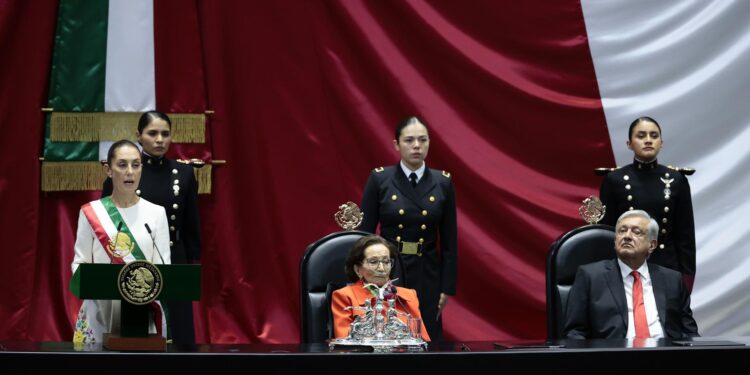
left=628, top=116, right=661, bottom=140
left=137, top=111, right=172, bottom=133
left=344, top=235, right=398, bottom=282
left=106, top=139, right=140, bottom=165
left=395, top=116, right=429, bottom=141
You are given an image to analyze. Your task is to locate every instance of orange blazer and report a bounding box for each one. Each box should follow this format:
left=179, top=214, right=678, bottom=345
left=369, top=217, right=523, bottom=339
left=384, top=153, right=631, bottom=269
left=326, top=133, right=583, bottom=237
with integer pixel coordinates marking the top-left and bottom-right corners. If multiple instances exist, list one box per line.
left=331, top=280, right=431, bottom=341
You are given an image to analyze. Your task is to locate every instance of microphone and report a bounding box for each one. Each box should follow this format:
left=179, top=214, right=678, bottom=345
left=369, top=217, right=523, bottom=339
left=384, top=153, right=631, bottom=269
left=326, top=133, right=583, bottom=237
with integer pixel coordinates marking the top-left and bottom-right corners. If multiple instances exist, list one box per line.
left=144, top=223, right=166, bottom=264
left=388, top=285, right=411, bottom=316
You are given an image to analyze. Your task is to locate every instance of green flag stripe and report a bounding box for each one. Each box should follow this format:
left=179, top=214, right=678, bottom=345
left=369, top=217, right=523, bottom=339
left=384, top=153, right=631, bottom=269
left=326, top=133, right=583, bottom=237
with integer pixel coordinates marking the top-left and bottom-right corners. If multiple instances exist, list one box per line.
left=44, top=0, right=109, bottom=161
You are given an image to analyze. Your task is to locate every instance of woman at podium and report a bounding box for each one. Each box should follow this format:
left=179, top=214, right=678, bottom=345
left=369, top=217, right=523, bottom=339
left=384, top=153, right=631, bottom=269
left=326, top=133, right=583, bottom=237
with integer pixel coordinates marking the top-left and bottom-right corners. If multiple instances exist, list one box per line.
left=71, top=140, right=171, bottom=344
left=102, top=111, right=202, bottom=344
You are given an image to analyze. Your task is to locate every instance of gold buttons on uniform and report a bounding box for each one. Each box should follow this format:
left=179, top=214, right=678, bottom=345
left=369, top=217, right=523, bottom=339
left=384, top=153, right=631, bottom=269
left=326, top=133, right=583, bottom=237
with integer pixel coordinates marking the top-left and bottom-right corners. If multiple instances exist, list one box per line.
left=421, top=210, right=428, bottom=216
left=173, top=203, right=179, bottom=210
left=627, top=195, right=633, bottom=201
left=391, top=195, right=398, bottom=201
left=399, top=209, right=405, bottom=215
left=421, top=224, right=426, bottom=230
left=398, top=224, right=404, bottom=229
left=396, top=236, right=401, bottom=242
left=419, top=238, right=424, bottom=243
left=429, top=196, right=436, bottom=202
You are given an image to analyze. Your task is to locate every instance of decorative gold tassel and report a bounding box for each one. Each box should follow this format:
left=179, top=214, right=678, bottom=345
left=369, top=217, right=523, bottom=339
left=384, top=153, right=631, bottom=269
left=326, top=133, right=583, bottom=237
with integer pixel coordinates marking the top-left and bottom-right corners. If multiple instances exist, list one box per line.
left=102, top=113, right=140, bottom=141
left=50, top=113, right=100, bottom=142
left=42, top=161, right=214, bottom=194
left=171, top=114, right=206, bottom=143
left=195, top=164, right=212, bottom=194
left=49, top=112, right=205, bottom=143
left=41, top=161, right=107, bottom=191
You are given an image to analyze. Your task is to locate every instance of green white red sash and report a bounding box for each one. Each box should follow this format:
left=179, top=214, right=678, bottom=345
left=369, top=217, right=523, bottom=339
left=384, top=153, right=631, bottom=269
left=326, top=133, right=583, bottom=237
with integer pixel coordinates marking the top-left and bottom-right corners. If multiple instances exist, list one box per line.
left=81, top=196, right=146, bottom=264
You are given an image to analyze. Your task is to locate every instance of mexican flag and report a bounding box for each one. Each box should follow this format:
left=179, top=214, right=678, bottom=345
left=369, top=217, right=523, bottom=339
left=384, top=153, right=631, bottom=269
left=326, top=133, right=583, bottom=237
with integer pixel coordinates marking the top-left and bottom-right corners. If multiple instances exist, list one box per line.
left=582, top=0, right=750, bottom=336
left=42, top=0, right=212, bottom=193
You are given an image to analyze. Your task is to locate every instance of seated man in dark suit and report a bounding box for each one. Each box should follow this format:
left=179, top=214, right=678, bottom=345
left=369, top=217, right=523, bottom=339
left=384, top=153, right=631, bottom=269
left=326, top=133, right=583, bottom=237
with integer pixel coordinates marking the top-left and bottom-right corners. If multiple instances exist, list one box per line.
left=564, top=209, right=699, bottom=339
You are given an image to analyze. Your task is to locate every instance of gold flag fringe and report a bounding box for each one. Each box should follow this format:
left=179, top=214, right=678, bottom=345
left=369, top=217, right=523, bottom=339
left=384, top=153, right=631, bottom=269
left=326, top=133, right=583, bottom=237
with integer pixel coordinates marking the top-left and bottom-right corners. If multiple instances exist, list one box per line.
left=195, top=164, right=212, bottom=194
left=170, top=114, right=206, bottom=143
left=41, top=161, right=214, bottom=194
left=49, top=112, right=205, bottom=143
left=41, top=161, right=106, bottom=191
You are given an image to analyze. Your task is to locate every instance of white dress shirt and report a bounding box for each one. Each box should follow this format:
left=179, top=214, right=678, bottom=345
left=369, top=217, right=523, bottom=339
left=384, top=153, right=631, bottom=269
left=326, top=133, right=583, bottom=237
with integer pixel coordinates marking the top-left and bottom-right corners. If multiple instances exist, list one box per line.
left=400, top=161, right=426, bottom=183
left=618, top=259, right=665, bottom=339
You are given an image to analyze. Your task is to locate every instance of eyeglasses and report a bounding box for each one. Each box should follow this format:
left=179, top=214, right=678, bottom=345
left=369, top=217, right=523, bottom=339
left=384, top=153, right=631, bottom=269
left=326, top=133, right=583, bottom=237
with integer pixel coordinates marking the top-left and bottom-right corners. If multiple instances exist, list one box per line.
left=364, top=258, right=393, bottom=267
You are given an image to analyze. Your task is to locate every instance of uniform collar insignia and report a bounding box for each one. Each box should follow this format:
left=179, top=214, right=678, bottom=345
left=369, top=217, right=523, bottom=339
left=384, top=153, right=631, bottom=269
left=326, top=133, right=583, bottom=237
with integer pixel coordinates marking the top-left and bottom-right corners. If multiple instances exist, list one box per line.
left=141, top=152, right=165, bottom=167
left=633, top=158, right=657, bottom=170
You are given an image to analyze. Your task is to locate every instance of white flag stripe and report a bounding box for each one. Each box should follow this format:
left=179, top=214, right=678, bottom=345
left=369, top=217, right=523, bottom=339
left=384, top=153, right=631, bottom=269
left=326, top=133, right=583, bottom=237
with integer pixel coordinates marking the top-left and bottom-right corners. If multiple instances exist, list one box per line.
left=582, top=0, right=750, bottom=336
left=101, top=0, right=156, bottom=160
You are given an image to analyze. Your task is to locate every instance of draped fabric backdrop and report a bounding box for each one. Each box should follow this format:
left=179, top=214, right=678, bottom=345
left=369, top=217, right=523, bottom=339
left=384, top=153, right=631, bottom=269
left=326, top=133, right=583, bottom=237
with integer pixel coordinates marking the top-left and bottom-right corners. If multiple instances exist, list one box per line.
left=0, top=0, right=747, bottom=343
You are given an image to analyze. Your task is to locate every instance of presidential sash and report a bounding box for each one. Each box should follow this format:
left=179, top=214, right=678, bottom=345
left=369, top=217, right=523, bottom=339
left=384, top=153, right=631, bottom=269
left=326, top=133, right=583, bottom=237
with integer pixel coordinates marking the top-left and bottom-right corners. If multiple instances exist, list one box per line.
left=81, top=196, right=146, bottom=263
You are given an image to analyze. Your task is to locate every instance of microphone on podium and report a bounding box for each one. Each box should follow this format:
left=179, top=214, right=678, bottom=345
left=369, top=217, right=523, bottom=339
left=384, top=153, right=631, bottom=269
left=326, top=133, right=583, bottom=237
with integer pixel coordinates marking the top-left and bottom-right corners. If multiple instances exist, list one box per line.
left=143, top=223, right=164, bottom=264
left=389, top=285, right=410, bottom=313
left=144, top=223, right=166, bottom=264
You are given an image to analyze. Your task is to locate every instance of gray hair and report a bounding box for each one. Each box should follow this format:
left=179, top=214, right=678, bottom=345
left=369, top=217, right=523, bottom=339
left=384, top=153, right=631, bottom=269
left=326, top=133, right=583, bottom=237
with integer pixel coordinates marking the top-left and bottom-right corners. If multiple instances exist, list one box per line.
left=616, top=210, right=659, bottom=241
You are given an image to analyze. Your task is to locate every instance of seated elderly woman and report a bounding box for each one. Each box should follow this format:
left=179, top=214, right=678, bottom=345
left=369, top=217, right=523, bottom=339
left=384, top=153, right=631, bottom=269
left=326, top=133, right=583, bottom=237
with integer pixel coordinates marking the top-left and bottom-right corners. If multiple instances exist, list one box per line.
left=331, top=234, right=430, bottom=341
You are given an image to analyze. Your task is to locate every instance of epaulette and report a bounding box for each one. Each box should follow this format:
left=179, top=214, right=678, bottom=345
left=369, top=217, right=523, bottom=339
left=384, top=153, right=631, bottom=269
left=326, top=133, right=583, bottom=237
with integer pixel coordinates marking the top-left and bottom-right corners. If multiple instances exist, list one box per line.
left=667, top=165, right=696, bottom=176
left=177, top=158, right=207, bottom=169
left=373, top=166, right=385, bottom=173
left=442, top=170, right=451, bottom=178
left=594, top=167, right=619, bottom=176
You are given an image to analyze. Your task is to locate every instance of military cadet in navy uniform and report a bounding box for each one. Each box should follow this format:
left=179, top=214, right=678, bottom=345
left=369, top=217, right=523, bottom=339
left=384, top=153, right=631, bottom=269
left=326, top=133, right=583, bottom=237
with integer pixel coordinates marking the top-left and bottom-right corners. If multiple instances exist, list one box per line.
left=103, top=111, right=201, bottom=344
left=360, top=116, right=457, bottom=342
left=598, top=117, right=696, bottom=292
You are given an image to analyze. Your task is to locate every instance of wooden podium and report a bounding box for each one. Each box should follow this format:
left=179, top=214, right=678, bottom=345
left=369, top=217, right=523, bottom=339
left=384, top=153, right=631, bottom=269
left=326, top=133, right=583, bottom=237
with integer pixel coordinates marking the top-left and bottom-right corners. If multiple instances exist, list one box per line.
left=70, top=263, right=200, bottom=351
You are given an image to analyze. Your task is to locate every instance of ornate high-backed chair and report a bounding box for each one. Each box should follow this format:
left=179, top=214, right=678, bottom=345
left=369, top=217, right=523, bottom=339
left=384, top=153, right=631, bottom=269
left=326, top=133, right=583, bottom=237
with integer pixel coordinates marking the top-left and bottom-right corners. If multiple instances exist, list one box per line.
left=546, top=224, right=616, bottom=339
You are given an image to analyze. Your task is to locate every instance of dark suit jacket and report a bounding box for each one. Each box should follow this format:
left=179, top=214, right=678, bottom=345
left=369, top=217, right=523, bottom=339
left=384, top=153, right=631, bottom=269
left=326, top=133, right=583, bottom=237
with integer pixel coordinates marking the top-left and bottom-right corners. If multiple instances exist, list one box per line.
left=564, top=258, right=699, bottom=339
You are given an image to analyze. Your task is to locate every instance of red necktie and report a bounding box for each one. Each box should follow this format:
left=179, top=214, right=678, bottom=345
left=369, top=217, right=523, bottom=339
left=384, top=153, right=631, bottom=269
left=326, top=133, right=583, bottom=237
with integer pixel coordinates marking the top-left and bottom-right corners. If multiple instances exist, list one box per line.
left=631, top=271, right=650, bottom=339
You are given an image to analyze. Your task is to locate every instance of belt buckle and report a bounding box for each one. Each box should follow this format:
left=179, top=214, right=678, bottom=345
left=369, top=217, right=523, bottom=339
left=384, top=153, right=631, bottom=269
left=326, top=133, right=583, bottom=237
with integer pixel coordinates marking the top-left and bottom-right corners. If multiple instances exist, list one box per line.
left=399, top=241, right=423, bottom=257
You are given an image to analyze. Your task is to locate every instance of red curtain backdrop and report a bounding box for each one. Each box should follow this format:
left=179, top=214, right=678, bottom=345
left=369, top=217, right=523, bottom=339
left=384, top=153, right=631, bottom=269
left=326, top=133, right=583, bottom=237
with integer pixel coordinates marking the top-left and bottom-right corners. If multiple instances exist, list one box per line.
left=0, top=0, right=613, bottom=343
